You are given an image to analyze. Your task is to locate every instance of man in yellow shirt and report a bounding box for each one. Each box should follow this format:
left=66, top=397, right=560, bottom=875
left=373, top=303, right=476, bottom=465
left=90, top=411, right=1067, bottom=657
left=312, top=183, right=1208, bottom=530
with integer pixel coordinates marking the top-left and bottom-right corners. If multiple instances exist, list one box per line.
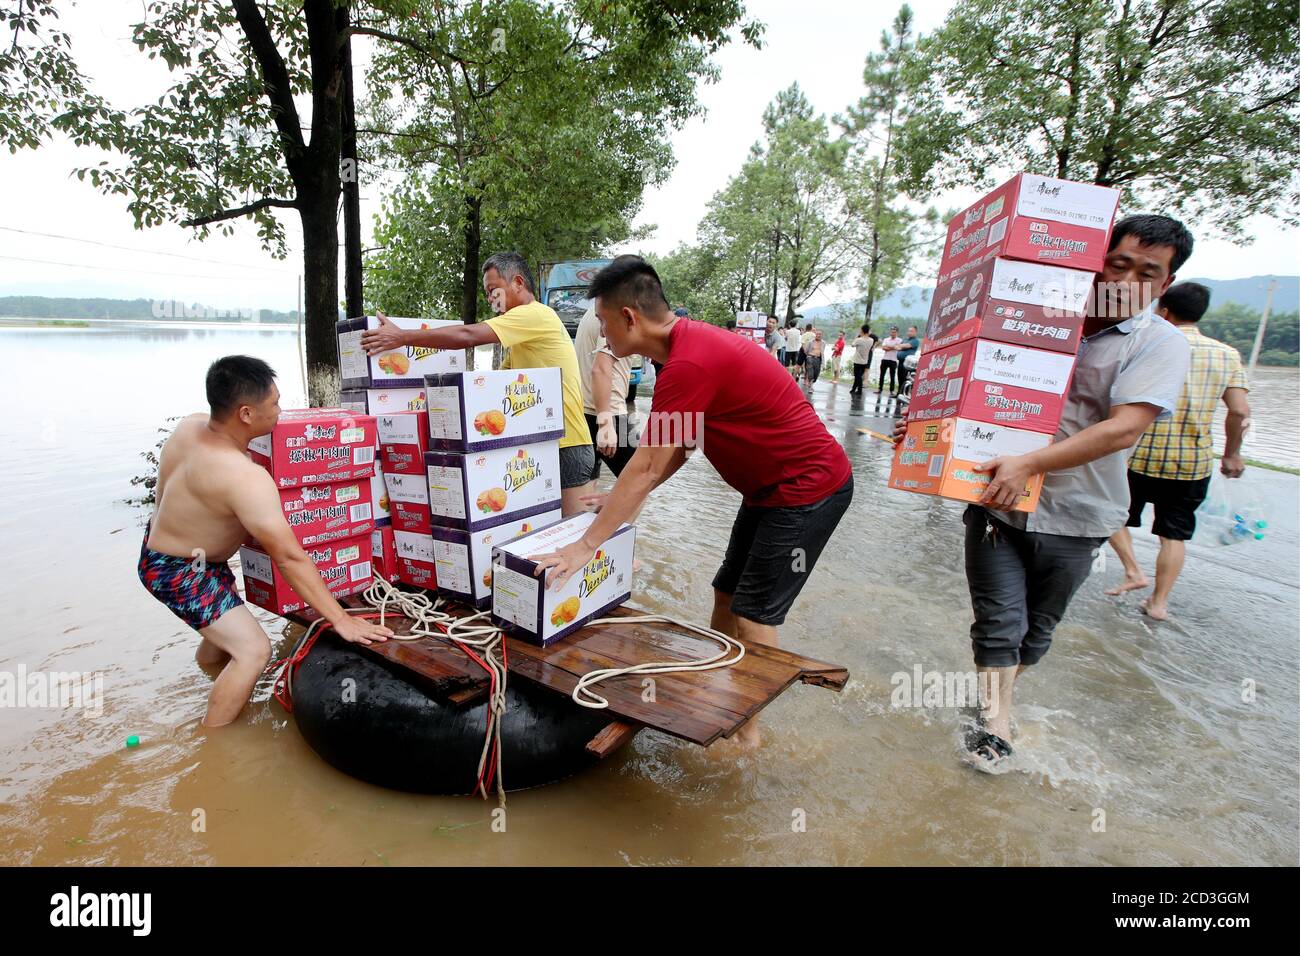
left=1106, top=281, right=1251, bottom=620
left=360, top=251, right=595, bottom=515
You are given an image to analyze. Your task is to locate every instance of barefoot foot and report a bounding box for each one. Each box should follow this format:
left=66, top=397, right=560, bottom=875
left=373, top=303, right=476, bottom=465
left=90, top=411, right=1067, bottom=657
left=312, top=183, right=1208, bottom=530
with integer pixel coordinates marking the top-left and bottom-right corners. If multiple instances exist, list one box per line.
left=1105, top=574, right=1150, bottom=596
left=1140, top=598, right=1169, bottom=621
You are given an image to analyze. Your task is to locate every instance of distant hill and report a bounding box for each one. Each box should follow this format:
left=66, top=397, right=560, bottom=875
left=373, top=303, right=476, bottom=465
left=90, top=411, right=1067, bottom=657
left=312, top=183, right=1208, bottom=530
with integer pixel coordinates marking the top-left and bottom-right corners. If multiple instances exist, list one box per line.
left=800, top=275, right=1299, bottom=327
left=0, top=295, right=302, bottom=323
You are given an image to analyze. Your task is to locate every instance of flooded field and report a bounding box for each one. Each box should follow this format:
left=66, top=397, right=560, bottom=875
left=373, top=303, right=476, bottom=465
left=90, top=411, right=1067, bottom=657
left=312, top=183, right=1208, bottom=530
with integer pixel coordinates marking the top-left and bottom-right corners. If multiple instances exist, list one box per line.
left=0, top=322, right=1296, bottom=865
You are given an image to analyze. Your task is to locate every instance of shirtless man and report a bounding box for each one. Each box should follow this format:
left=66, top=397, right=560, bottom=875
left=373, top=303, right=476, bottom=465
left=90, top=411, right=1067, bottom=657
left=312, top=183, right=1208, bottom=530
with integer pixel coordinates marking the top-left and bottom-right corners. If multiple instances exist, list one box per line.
left=138, top=355, right=392, bottom=727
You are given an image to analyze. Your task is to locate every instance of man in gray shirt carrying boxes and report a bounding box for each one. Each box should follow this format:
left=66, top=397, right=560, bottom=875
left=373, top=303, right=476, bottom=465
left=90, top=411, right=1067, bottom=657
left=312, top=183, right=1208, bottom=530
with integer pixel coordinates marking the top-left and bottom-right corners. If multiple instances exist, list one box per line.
left=898, top=214, right=1194, bottom=767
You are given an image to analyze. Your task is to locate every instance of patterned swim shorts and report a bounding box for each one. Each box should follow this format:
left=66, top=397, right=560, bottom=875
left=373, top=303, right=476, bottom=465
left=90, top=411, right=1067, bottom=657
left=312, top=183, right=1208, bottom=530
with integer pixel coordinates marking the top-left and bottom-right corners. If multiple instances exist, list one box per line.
left=138, top=525, right=243, bottom=631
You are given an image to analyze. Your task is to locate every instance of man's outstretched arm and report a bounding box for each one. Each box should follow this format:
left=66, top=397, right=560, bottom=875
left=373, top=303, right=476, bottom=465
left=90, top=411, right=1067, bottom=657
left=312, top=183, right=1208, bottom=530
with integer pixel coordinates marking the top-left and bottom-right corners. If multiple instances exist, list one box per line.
left=361, top=312, right=499, bottom=356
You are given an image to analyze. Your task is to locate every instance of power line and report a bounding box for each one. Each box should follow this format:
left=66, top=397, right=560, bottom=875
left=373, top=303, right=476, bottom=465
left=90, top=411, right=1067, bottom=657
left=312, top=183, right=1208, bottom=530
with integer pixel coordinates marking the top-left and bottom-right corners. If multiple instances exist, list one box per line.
left=0, top=225, right=295, bottom=273
left=0, top=253, right=282, bottom=282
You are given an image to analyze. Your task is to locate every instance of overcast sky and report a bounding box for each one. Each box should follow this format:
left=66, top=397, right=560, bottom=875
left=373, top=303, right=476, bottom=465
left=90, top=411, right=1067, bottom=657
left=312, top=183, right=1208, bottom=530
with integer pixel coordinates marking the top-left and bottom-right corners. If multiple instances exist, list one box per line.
left=0, top=0, right=1295, bottom=314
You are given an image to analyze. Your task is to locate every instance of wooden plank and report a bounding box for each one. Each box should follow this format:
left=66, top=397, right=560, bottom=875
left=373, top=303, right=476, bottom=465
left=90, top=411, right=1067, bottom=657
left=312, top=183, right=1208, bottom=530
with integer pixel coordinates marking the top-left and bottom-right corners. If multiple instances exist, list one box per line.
left=585, top=721, right=642, bottom=758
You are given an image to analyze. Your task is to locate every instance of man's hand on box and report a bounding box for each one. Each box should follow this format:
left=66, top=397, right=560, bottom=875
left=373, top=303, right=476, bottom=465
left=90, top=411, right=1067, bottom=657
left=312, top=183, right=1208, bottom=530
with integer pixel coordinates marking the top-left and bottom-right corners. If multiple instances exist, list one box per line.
left=530, top=540, right=596, bottom=591
left=892, top=418, right=908, bottom=443
left=975, top=455, right=1034, bottom=511
left=361, top=311, right=406, bottom=356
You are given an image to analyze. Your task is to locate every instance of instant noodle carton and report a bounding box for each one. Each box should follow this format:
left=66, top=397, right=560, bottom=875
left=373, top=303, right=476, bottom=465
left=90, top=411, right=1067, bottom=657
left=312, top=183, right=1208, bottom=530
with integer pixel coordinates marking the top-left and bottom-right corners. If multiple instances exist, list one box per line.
left=239, top=533, right=373, bottom=616
left=372, top=387, right=430, bottom=475
left=371, top=460, right=391, bottom=526
left=907, top=338, right=1075, bottom=434
left=938, top=173, right=1120, bottom=284
left=269, top=477, right=374, bottom=547
left=491, top=512, right=635, bottom=646
left=392, top=529, right=437, bottom=590
left=336, top=315, right=464, bottom=389
left=247, top=409, right=377, bottom=488
left=735, top=311, right=766, bottom=329
left=922, top=256, right=1094, bottom=355
left=889, top=417, right=1052, bottom=512
left=371, top=525, right=398, bottom=582
left=338, top=388, right=368, bottom=414
left=424, top=368, right=564, bottom=452
left=431, top=509, right=562, bottom=609
left=384, top=470, right=431, bottom=534
left=424, top=440, right=561, bottom=532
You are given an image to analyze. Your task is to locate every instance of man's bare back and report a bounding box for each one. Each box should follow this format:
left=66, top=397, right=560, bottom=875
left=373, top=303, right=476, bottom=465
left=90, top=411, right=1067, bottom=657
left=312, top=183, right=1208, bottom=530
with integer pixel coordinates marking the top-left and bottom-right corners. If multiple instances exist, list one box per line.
left=147, top=414, right=267, bottom=562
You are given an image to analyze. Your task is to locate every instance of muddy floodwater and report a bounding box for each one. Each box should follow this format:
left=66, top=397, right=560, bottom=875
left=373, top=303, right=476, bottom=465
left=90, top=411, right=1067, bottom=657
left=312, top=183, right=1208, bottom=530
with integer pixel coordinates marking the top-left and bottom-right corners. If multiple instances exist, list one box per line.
left=1, top=321, right=1297, bottom=865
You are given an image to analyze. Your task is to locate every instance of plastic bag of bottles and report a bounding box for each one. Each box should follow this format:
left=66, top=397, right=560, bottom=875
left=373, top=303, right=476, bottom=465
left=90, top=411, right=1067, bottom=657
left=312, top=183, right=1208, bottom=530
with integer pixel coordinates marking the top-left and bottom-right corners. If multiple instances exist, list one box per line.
left=1194, top=473, right=1268, bottom=546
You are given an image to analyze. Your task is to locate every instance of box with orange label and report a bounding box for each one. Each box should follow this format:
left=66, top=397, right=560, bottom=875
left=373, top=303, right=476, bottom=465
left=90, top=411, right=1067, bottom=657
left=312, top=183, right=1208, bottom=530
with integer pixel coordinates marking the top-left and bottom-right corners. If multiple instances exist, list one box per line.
left=424, top=440, right=561, bottom=533
left=383, top=470, right=431, bottom=534
left=430, top=509, right=562, bottom=609
left=336, top=315, right=464, bottom=389
left=371, top=460, right=391, bottom=526
left=907, top=337, right=1075, bottom=434
left=491, top=512, right=635, bottom=647
left=889, top=418, right=1052, bottom=512
left=247, top=409, right=377, bottom=488
left=239, top=533, right=373, bottom=616
left=392, top=529, right=438, bottom=590
left=424, top=368, right=564, bottom=452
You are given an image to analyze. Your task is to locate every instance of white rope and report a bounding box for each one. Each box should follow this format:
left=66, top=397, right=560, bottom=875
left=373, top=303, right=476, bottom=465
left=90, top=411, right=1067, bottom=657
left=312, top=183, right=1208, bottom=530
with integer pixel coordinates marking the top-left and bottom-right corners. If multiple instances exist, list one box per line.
left=568, top=615, right=746, bottom=709
left=286, top=576, right=747, bottom=804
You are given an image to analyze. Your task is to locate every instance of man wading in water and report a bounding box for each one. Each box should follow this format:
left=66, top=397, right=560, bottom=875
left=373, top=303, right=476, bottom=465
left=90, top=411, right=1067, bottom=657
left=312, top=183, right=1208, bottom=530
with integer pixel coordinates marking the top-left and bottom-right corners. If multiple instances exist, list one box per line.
left=138, top=357, right=392, bottom=726
left=531, top=257, right=854, bottom=748
left=896, top=215, right=1194, bottom=767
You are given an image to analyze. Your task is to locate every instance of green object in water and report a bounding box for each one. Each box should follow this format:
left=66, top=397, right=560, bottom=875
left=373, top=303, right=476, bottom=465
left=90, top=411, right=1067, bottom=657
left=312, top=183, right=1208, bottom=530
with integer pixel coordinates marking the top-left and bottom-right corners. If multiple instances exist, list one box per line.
left=125, top=735, right=140, bottom=748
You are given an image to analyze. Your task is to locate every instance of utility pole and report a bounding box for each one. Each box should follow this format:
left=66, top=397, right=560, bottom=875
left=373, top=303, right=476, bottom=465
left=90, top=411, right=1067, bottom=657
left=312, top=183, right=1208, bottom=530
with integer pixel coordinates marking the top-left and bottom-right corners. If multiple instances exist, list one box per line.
left=1248, top=278, right=1277, bottom=371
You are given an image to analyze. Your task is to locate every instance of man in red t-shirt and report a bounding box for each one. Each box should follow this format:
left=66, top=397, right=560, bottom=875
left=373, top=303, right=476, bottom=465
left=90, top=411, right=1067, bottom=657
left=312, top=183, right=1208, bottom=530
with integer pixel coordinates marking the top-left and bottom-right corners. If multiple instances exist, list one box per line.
left=531, top=257, right=854, bottom=746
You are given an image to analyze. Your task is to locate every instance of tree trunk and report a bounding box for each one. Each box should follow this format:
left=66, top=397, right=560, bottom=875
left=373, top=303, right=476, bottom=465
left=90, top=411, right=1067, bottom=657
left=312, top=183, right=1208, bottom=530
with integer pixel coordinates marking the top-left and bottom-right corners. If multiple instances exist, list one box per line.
left=300, top=193, right=341, bottom=405
left=461, top=192, right=482, bottom=370
left=341, top=20, right=364, bottom=320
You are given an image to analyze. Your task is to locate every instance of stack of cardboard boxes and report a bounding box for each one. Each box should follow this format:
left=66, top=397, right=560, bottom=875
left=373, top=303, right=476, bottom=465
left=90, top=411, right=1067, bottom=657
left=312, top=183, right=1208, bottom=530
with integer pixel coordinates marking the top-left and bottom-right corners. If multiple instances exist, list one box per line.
left=734, top=311, right=766, bottom=346
left=889, top=172, right=1121, bottom=511
left=240, top=408, right=379, bottom=615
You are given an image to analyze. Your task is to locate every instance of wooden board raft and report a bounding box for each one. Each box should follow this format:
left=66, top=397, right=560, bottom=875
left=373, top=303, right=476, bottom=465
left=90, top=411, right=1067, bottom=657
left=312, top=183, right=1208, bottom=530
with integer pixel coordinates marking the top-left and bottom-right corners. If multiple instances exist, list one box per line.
left=286, top=597, right=849, bottom=751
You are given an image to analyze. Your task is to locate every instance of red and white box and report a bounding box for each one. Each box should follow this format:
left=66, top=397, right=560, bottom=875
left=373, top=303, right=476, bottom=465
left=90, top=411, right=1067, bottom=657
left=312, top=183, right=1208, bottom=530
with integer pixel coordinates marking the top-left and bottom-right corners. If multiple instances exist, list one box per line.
left=907, top=338, right=1075, bottom=434
left=239, top=533, right=374, bottom=616
left=247, top=409, right=377, bottom=488
left=384, top=470, right=431, bottom=534
left=371, top=525, right=398, bottom=582
left=430, top=509, right=562, bottom=609
left=923, top=257, right=1094, bottom=355
left=393, top=529, right=437, bottom=590
left=735, top=311, right=766, bottom=329
left=336, top=315, right=464, bottom=389
left=938, top=173, right=1120, bottom=284
left=425, top=440, right=562, bottom=532
left=424, top=368, right=565, bottom=452
left=369, top=388, right=428, bottom=458
left=272, top=477, right=375, bottom=547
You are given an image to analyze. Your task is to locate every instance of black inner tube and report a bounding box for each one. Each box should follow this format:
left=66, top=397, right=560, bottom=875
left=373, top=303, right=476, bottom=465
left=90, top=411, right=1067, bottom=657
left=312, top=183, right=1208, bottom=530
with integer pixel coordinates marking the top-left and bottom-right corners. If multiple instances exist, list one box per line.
left=291, top=633, right=615, bottom=794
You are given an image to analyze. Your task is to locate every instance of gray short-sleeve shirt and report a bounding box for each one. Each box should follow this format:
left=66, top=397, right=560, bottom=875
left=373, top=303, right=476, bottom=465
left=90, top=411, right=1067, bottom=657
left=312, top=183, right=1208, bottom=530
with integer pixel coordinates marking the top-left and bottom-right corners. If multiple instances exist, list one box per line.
left=991, top=309, right=1191, bottom=538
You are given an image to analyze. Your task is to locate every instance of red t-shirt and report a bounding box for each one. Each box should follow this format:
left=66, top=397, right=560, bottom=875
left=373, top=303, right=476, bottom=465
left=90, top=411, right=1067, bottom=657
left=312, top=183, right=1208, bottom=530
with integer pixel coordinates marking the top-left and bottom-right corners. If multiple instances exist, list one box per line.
left=644, top=319, right=852, bottom=507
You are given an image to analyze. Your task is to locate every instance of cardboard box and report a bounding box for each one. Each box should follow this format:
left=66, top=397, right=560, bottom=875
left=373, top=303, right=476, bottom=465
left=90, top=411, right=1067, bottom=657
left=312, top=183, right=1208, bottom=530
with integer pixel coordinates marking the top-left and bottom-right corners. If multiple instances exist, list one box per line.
left=491, top=512, right=635, bottom=646
left=336, top=315, right=464, bottom=389
left=392, top=529, right=438, bottom=590
left=272, top=477, right=375, bottom=547
left=735, top=311, right=766, bottom=329
left=376, top=410, right=429, bottom=475
left=424, top=368, right=565, bottom=452
left=888, top=417, right=1052, bottom=512
left=425, top=440, right=562, bottom=532
left=907, top=338, right=1075, bottom=434
left=239, top=533, right=373, bottom=616
left=938, top=173, right=1119, bottom=284
left=737, top=327, right=767, bottom=345
left=923, top=256, right=1094, bottom=355
left=384, top=470, right=431, bottom=534
left=371, top=461, right=391, bottom=526
left=371, top=525, right=398, bottom=582
left=247, top=409, right=377, bottom=488
left=431, top=509, right=562, bottom=609
left=338, top=388, right=368, bottom=414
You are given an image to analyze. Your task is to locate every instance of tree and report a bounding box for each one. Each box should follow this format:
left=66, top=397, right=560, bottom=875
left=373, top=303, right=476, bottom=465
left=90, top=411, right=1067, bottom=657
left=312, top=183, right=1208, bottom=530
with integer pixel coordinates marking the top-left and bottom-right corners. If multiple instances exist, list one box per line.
left=896, top=0, right=1300, bottom=235
left=0, top=1, right=88, bottom=151
left=360, top=0, right=762, bottom=328
left=837, top=4, right=944, bottom=322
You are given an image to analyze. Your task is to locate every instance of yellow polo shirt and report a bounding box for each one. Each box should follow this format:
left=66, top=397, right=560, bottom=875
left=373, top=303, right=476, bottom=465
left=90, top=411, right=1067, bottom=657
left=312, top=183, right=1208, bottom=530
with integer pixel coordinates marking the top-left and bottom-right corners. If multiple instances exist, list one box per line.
left=486, top=301, right=591, bottom=449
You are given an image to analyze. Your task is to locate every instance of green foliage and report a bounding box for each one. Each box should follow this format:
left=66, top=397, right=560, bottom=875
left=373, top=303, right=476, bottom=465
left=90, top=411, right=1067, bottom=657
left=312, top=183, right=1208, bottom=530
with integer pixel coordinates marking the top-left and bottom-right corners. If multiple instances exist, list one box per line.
left=1197, top=302, right=1299, bottom=364
left=897, top=0, right=1300, bottom=236
left=363, top=0, right=760, bottom=321
left=0, top=0, right=88, bottom=152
